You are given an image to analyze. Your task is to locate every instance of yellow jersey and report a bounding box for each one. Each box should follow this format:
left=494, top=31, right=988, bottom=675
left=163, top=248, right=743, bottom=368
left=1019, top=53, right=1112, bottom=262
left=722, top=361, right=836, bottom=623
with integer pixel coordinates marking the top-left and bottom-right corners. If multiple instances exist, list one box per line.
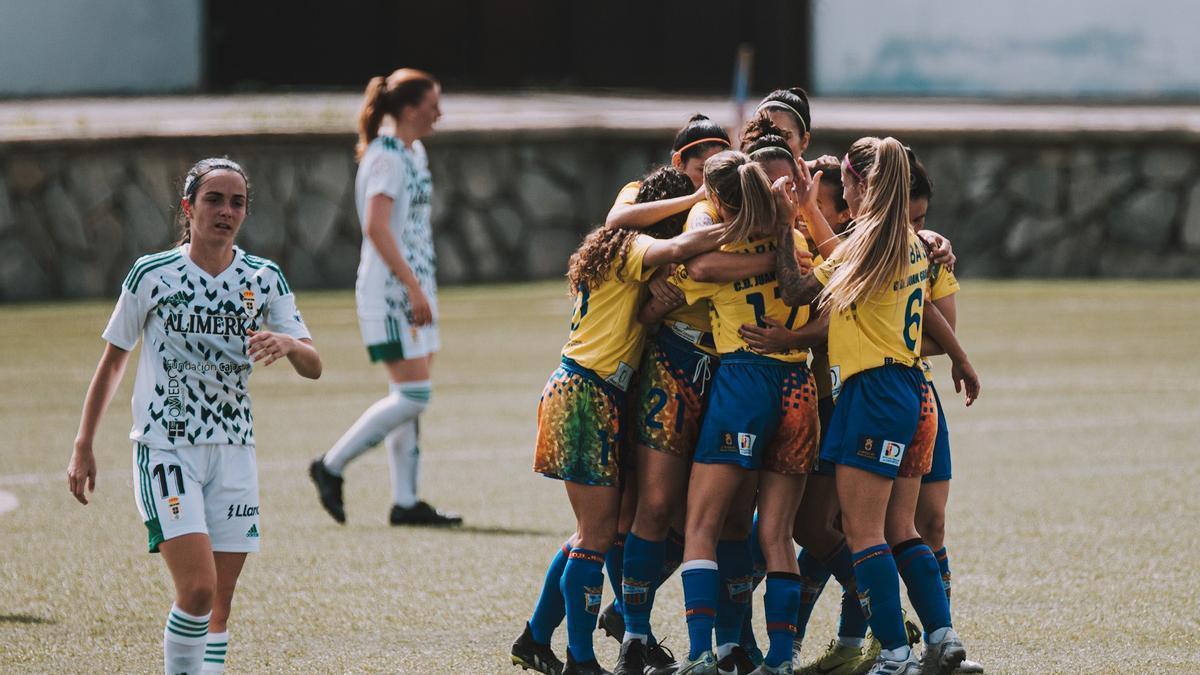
left=675, top=229, right=812, bottom=364
left=562, top=234, right=658, bottom=391
left=613, top=181, right=641, bottom=208
left=920, top=263, right=960, bottom=383
left=659, top=200, right=719, bottom=355
left=813, top=230, right=930, bottom=387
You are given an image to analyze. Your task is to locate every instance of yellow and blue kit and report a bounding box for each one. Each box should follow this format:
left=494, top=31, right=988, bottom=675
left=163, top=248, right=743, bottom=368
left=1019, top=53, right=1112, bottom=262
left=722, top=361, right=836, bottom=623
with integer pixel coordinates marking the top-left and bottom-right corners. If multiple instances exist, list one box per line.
left=631, top=200, right=719, bottom=458
left=815, top=230, right=938, bottom=479
left=534, top=234, right=658, bottom=487
left=921, top=263, right=960, bottom=483
left=675, top=230, right=819, bottom=474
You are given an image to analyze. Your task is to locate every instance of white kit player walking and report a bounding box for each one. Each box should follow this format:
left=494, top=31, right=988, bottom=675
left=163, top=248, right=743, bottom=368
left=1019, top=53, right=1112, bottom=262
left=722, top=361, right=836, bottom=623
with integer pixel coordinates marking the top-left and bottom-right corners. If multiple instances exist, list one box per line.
left=67, top=157, right=323, bottom=675
left=309, top=68, right=462, bottom=527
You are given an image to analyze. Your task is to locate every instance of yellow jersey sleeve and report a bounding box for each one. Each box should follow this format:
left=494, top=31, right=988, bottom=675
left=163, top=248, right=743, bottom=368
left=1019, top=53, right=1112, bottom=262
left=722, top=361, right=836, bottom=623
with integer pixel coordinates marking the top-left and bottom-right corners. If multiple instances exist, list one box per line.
left=686, top=199, right=719, bottom=230
left=560, top=234, right=658, bottom=390
left=928, top=264, right=960, bottom=301
left=824, top=231, right=930, bottom=387
left=621, top=233, right=658, bottom=283
left=612, top=181, right=641, bottom=208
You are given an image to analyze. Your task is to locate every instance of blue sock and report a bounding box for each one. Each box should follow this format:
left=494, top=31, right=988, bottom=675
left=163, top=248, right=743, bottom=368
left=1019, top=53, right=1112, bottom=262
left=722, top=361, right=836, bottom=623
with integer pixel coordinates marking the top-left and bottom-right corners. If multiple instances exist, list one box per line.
left=739, top=515, right=767, bottom=654
left=715, top=539, right=754, bottom=651
left=662, top=529, right=685, bottom=582
left=823, top=541, right=868, bottom=640
left=764, top=572, right=802, bottom=667
left=606, top=533, right=626, bottom=615
left=851, top=544, right=908, bottom=651
left=529, top=540, right=571, bottom=644
left=681, top=559, right=720, bottom=660
left=795, top=548, right=832, bottom=643
left=622, top=532, right=664, bottom=638
left=561, top=548, right=605, bottom=662
left=934, top=546, right=952, bottom=609
left=893, top=539, right=952, bottom=637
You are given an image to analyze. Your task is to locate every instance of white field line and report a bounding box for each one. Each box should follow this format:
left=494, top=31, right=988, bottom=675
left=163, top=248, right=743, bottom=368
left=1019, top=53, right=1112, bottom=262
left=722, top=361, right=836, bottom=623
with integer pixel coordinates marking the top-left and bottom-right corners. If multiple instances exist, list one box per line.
left=0, top=489, right=19, bottom=514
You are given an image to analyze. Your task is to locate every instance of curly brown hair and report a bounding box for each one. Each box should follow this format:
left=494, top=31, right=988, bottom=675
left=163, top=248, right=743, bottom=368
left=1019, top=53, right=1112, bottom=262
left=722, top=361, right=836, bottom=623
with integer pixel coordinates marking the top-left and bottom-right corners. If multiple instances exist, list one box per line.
left=740, top=114, right=790, bottom=152
left=567, top=166, right=693, bottom=294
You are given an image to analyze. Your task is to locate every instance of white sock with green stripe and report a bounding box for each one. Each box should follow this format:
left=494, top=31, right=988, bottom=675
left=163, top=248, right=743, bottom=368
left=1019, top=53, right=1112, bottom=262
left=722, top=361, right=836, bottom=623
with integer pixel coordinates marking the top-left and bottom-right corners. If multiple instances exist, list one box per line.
left=163, top=604, right=209, bottom=675
left=386, top=419, right=420, bottom=508
left=323, top=380, right=431, bottom=475
left=200, top=630, right=228, bottom=673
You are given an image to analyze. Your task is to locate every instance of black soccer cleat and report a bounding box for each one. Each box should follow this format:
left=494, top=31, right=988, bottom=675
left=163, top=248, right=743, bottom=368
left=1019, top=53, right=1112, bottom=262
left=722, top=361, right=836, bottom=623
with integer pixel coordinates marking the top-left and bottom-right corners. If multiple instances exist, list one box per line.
left=308, top=458, right=345, bottom=524
left=644, top=640, right=678, bottom=675
left=511, top=623, right=564, bottom=675
left=597, top=600, right=625, bottom=642
left=389, top=499, right=463, bottom=527
left=564, top=651, right=612, bottom=675
left=715, top=645, right=757, bottom=675
left=612, top=639, right=647, bottom=675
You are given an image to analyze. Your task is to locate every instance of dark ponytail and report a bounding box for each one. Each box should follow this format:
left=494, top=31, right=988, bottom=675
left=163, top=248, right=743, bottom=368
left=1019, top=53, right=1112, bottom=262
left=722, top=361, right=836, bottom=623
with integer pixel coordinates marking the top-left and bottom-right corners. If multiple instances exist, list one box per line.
left=354, top=68, right=439, bottom=161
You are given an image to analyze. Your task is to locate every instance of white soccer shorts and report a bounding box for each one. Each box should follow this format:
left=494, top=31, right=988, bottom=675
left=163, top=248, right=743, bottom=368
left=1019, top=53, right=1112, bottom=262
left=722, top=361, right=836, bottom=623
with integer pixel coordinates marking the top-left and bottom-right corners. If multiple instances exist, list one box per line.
left=132, top=443, right=261, bottom=553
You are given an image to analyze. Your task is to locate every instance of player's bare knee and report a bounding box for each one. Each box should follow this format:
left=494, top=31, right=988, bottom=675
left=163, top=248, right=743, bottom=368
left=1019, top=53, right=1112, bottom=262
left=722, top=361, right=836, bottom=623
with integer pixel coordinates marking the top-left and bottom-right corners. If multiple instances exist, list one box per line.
left=916, top=513, right=945, bottom=550
left=175, top=581, right=215, bottom=615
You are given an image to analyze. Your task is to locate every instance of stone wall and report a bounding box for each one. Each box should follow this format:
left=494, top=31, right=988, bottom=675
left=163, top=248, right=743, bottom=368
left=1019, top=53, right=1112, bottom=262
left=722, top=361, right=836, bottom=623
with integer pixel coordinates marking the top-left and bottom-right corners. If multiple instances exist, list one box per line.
left=1, top=129, right=1198, bottom=301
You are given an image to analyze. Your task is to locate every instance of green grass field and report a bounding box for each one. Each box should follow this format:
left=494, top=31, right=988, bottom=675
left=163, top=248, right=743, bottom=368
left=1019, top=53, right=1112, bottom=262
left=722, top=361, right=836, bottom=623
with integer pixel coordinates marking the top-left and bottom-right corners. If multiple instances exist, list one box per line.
left=1, top=281, right=1198, bottom=674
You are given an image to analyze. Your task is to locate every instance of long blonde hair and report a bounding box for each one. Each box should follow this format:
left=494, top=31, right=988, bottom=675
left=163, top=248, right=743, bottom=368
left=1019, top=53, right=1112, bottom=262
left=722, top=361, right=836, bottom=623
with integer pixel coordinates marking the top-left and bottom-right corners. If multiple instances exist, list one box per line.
left=703, top=150, right=775, bottom=244
left=819, top=137, right=912, bottom=314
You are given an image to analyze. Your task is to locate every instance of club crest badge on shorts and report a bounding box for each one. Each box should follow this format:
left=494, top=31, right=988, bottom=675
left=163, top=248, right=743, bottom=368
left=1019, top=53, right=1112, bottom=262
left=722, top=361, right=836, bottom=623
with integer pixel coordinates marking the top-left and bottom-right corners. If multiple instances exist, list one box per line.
left=167, top=495, right=182, bottom=520
left=241, top=289, right=256, bottom=313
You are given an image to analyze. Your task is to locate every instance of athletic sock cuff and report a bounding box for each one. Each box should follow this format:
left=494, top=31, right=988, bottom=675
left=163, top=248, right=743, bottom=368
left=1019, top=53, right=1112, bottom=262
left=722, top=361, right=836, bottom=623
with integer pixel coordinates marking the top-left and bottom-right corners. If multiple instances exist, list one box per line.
left=891, top=538, right=926, bottom=558
left=852, top=544, right=892, bottom=565
left=680, top=559, right=719, bottom=573
left=568, top=548, right=605, bottom=564
left=766, top=571, right=803, bottom=582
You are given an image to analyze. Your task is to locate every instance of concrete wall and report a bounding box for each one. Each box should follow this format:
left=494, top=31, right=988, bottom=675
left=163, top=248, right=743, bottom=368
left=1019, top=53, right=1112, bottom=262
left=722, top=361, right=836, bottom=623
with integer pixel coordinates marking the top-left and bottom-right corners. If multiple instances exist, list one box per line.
left=0, top=0, right=202, bottom=97
left=813, top=0, right=1200, bottom=98
left=1, top=128, right=1198, bottom=301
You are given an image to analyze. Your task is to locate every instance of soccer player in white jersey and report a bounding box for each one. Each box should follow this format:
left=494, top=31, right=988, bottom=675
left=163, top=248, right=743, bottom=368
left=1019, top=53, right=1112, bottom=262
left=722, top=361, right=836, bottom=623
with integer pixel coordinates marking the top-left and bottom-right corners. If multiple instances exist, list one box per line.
left=309, top=68, right=461, bottom=526
left=67, top=157, right=322, bottom=675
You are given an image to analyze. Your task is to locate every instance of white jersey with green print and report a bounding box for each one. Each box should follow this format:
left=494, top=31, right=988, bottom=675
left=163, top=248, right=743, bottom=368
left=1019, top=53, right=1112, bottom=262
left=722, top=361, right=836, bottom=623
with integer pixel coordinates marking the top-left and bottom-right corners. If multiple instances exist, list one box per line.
left=354, top=135, right=437, bottom=323
left=103, top=245, right=311, bottom=448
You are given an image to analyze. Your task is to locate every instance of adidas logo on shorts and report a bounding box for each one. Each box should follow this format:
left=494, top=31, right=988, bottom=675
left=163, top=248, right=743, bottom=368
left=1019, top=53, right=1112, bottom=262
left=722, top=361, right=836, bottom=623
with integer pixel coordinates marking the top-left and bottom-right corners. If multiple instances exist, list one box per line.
left=245, top=524, right=259, bottom=538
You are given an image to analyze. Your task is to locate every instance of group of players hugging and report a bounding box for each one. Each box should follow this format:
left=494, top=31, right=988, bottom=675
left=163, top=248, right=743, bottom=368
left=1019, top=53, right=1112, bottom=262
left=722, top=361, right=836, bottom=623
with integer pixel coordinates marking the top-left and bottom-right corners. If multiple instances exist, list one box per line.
left=512, top=87, right=984, bottom=675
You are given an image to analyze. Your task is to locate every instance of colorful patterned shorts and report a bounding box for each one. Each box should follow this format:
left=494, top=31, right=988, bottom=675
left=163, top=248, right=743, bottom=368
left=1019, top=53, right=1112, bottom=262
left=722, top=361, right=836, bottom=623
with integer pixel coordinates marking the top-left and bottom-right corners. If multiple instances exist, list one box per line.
left=630, top=329, right=716, bottom=459
left=534, top=358, right=625, bottom=487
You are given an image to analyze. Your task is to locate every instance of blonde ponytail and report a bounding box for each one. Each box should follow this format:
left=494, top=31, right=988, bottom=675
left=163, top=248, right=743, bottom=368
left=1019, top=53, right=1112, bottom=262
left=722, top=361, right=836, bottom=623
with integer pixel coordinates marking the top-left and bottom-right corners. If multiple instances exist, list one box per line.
left=820, top=137, right=912, bottom=314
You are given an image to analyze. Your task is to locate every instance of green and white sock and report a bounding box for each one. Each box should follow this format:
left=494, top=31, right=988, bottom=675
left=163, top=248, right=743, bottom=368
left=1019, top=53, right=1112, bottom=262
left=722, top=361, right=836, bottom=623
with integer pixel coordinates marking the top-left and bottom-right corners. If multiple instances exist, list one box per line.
left=200, top=630, right=228, bottom=673
left=163, top=604, right=209, bottom=675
